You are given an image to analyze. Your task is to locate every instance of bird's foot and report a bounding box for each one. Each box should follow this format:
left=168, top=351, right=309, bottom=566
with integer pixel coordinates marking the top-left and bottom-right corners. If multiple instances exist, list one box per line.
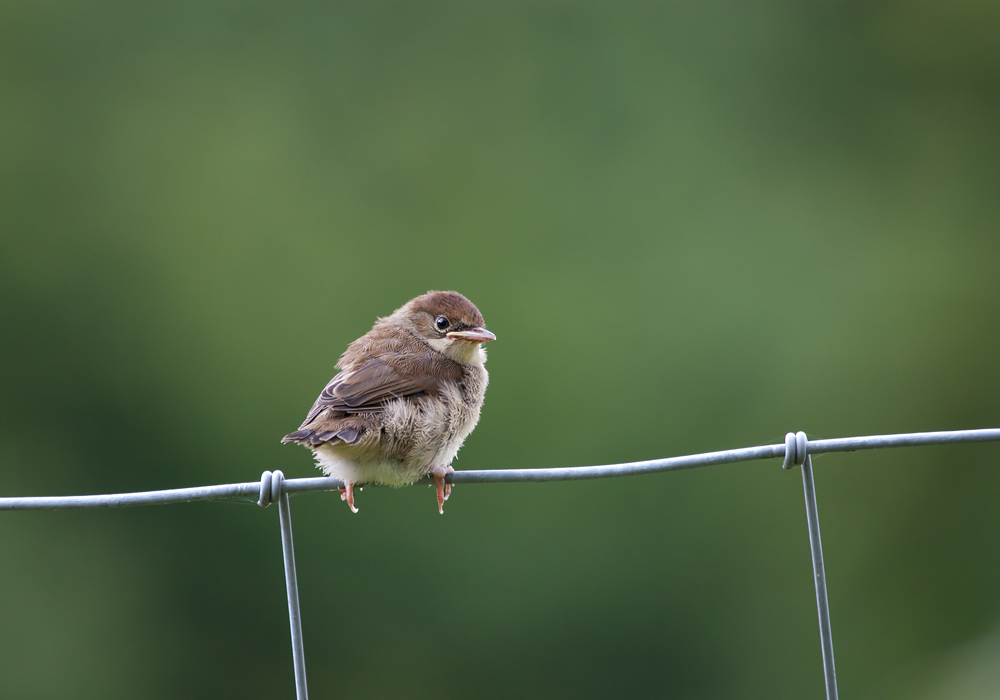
left=429, top=465, right=454, bottom=515
left=339, top=482, right=359, bottom=513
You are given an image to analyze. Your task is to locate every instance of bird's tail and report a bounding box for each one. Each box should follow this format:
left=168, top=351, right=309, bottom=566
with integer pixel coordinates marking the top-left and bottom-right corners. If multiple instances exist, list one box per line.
left=281, top=427, right=361, bottom=448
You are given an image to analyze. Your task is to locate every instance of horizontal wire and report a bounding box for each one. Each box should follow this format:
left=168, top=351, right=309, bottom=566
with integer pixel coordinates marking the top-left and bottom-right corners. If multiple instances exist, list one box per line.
left=1, top=428, right=998, bottom=511
left=0, top=482, right=262, bottom=510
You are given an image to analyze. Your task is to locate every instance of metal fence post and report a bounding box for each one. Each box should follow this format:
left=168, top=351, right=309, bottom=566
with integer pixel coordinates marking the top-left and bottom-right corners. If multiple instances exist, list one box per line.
left=784, top=432, right=838, bottom=700
left=261, top=470, right=309, bottom=700
left=801, top=455, right=838, bottom=700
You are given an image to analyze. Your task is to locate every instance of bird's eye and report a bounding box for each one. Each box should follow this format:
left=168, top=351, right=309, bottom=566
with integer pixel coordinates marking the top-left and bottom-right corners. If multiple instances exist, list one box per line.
left=435, top=316, right=450, bottom=331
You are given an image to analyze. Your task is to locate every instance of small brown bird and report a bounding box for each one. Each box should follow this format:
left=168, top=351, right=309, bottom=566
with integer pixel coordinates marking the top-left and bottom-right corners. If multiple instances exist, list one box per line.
left=282, top=291, right=495, bottom=514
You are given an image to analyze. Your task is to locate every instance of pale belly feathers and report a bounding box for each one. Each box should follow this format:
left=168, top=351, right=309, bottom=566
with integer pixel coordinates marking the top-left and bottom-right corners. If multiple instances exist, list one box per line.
left=312, top=383, right=483, bottom=487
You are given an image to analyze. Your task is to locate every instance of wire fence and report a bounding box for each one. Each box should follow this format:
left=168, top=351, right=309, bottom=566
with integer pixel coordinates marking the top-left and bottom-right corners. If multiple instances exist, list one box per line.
left=3, top=428, right=1000, bottom=699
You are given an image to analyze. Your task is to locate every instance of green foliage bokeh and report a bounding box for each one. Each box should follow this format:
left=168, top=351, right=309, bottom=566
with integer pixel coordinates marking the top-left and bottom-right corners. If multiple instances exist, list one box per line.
left=1, top=2, right=999, bottom=698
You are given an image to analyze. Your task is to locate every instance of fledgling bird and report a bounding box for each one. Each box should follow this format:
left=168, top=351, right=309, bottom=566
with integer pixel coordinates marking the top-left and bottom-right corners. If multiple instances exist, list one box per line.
left=282, top=291, right=495, bottom=514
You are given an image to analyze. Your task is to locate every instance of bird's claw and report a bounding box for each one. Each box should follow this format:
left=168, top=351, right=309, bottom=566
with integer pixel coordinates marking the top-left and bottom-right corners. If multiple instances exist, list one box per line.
left=339, top=483, right=359, bottom=513
left=430, top=465, right=454, bottom=514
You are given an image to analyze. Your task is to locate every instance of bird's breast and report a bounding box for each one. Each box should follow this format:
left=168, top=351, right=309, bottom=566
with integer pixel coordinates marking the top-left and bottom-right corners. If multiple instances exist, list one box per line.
left=387, top=369, right=486, bottom=458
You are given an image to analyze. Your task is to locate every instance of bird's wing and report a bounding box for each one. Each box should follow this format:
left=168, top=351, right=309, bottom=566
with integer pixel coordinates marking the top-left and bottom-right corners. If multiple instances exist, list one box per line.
left=282, top=335, right=467, bottom=448
left=282, top=354, right=434, bottom=447
left=302, top=352, right=454, bottom=428
left=326, top=356, right=424, bottom=407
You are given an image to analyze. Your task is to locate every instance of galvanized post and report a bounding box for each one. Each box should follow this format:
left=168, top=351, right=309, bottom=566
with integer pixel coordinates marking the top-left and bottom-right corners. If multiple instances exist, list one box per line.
left=783, top=432, right=838, bottom=700
left=800, top=455, right=838, bottom=700
left=260, top=470, right=309, bottom=700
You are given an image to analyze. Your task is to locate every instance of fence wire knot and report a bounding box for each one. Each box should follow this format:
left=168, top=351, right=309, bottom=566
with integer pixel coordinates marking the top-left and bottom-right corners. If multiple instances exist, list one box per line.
left=258, top=470, right=285, bottom=507
left=782, top=431, right=809, bottom=470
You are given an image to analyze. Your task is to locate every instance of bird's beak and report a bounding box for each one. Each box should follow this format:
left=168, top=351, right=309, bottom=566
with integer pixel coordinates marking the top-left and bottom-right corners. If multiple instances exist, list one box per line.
left=446, top=327, right=497, bottom=343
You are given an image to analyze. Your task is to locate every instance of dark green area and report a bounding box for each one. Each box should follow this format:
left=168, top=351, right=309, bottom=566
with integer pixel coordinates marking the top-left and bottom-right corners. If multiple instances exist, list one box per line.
left=1, top=2, right=999, bottom=698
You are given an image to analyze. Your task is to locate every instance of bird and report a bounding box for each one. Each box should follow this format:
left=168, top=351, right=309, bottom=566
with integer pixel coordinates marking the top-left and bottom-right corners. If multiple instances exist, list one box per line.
left=281, top=291, right=495, bottom=514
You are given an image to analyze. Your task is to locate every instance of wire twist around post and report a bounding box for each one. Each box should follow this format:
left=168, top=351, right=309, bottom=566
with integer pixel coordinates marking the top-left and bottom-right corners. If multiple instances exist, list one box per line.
left=258, top=470, right=283, bottom=508
left=782, top=430, right=809, bottom=470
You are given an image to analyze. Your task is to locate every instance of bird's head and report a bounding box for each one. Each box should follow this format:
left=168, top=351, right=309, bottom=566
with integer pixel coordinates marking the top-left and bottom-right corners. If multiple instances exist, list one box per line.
left=390, top=290, right=496, bottom=366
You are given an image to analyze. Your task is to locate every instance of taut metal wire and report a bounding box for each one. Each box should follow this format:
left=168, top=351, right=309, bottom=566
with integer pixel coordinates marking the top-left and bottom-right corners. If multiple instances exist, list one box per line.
left=2, top=427, right=999, bottom=699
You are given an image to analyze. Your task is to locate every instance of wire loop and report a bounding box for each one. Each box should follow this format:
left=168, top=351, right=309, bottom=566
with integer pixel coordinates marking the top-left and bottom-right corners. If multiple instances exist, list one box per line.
left=258, top=470, right=285, bottom=507
left=782, top=431, right=809, bottom=470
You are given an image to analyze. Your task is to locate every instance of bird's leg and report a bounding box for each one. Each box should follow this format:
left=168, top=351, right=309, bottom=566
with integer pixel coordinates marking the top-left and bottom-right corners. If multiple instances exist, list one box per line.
left=339, top=482, right=359, bottom=513
left=429, top=465, right=454, bottom=515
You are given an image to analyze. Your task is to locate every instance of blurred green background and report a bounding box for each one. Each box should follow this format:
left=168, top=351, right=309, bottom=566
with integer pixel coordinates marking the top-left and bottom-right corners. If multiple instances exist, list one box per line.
left=1, top=2, right=999, bottom=698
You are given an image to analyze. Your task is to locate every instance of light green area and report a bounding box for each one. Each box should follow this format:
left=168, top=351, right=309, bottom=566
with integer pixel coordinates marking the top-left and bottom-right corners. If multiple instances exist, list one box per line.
left=1, top=2, right=999, bottom=698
